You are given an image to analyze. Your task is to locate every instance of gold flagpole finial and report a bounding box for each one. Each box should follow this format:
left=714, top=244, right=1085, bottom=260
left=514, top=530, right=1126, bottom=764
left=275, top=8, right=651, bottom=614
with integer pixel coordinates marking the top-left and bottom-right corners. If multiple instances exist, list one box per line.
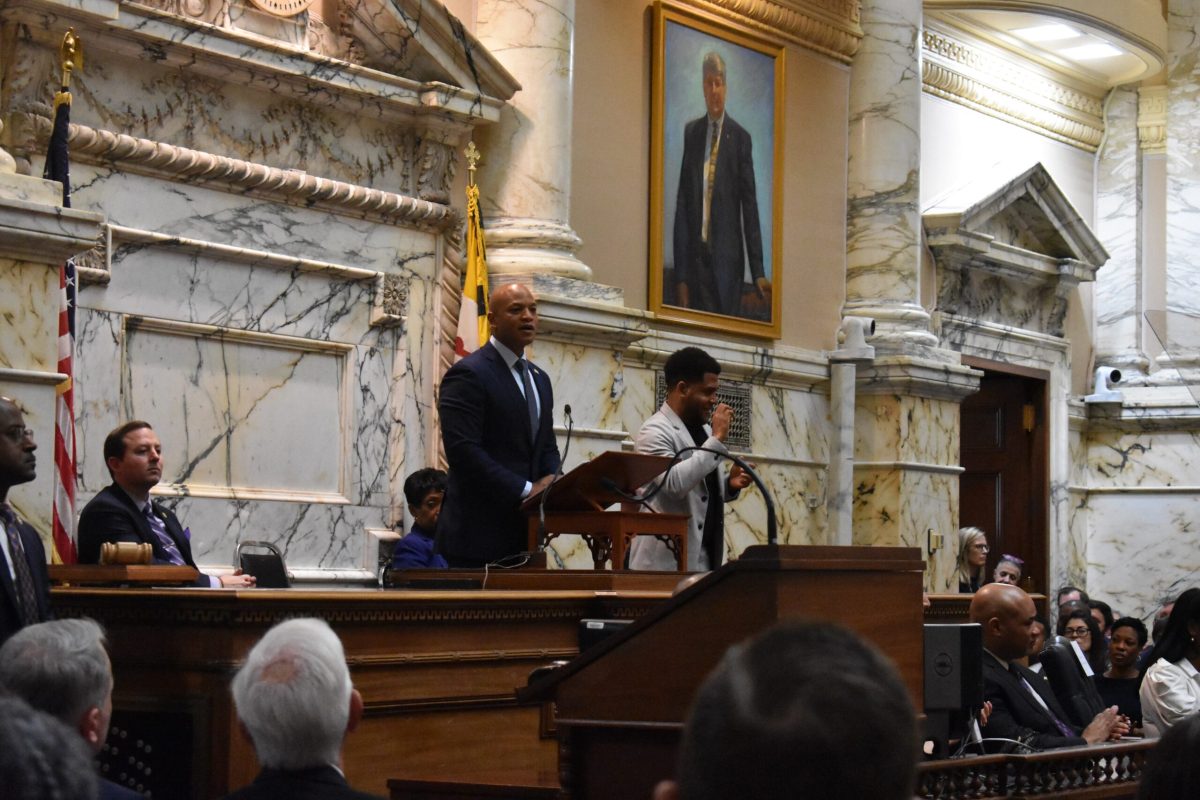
left=59, top=28, right=83, bottom=89
left=465, top=141, right=481, bottom=187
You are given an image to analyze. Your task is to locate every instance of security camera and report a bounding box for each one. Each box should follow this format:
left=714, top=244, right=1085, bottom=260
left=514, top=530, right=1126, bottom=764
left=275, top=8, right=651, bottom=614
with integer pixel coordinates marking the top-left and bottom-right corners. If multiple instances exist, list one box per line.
left=1084, top=366, right=1123, bottom=404
left=830, top=317, right=876, bottom=363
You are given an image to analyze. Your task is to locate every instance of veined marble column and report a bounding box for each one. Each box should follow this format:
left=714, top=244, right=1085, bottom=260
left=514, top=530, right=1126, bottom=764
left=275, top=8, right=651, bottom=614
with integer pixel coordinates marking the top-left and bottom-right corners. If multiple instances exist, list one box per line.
left=1166, top=0, right=1200, bottom=329
left=845, top=0, right=935, bottom=350
left=1094, top=87, right=1149, bottom=375
left=474, top=0, right=591, bottom=280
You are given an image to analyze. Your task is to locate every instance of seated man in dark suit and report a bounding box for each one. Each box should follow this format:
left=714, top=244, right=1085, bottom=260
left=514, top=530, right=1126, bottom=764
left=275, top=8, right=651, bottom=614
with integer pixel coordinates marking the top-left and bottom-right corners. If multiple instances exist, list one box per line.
left=653, top=621, right=918, bottom=800
left=76, top=420, right=253, bottom=587
left=0, top=618, right=141, bottom=799
left=0, top=396, right=52, bottom=644
left=970, top=583, right=1126, bottom=751
left=224, top=618, right=384, bottom=799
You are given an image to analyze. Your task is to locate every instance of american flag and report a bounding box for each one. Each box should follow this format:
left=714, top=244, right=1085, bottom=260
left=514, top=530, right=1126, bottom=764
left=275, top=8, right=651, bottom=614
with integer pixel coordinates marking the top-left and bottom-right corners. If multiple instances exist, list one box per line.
left=44, top=49, right=78, bottom=564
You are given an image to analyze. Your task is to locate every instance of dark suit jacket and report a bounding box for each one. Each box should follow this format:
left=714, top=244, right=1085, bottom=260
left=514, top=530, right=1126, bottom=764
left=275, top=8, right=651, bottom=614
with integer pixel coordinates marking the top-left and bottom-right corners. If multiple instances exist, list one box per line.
left=981, top=654, right=1086, bottom=751
left=100, top=777, right=145, bottom=800
left=221, top=766, right=385, bottom=800
left=77, top=484, right=209, bottom=586
left=0, top=515, right=52, bottom=644
left=673, top=112, right=764, bottom=317
left=437, top=342, right=561, bottom=563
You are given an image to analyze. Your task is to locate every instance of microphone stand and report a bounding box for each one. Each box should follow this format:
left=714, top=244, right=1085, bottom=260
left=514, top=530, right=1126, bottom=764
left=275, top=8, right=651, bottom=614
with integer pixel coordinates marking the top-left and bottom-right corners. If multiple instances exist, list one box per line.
left=537, top=404, right=573, bottom=549
left=602, top=445, right=777, bottom=546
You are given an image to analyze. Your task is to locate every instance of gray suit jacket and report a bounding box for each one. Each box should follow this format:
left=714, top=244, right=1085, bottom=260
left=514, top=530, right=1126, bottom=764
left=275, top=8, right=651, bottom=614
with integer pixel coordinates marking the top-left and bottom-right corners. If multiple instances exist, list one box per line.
left=628, top=403, right=737, bottom=571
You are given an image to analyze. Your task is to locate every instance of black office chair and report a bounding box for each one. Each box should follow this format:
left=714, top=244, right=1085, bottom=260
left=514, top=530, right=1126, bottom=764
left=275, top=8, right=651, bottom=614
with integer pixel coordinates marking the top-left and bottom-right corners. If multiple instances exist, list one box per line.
left=236, top=541, right=290, bottom=588
left=1038, top=635, right=1105, bottom=728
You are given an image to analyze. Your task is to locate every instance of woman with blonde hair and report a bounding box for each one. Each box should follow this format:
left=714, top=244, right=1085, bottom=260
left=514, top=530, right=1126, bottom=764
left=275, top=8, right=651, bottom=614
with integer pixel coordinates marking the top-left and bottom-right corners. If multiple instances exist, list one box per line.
left=956, top=527, right=989, bottom=593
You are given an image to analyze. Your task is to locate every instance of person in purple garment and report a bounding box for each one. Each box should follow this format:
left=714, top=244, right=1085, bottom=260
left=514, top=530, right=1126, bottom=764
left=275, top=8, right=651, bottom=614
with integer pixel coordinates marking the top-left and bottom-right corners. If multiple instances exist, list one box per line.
left=391, top=469, right=447, bottom=570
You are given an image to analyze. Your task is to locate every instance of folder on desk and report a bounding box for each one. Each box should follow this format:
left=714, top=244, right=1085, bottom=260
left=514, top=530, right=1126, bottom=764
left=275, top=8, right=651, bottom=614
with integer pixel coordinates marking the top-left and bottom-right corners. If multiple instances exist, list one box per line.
left=520, top=451, right=674, bottom=513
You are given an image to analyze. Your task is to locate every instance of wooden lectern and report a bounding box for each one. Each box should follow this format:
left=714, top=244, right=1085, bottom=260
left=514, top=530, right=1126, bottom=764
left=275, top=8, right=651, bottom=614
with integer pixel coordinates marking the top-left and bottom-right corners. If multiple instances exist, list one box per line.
left=523, top=451, right=690, bottom=570
left=519, top=544, right=925, bottom=799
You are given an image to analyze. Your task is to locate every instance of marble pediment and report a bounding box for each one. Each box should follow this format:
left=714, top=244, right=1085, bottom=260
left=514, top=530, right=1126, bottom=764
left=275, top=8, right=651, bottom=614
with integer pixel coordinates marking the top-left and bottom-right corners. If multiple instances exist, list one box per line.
left=924, top=162, right=1109, bottom=336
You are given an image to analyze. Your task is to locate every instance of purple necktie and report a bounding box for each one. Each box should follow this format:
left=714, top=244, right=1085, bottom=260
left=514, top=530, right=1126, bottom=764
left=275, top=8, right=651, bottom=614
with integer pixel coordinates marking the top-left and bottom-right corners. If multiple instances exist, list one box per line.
left=143, top=503, right=185, bottom=565
left=1011, top=663, right=1076, bottom=738
left=1, top=503, right=40, bottom=625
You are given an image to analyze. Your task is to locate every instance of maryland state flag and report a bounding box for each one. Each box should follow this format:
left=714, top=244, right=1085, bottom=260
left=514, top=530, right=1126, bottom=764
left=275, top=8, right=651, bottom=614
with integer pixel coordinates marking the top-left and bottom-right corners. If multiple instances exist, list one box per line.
left=44, top=29, right=82, bottom=564
left=454, top=159, right=490, bottom=359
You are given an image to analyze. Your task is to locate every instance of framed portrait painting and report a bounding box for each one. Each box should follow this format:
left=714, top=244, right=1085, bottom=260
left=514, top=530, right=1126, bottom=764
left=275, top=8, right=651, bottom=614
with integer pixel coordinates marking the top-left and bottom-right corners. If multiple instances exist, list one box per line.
left=650, top=2, right=785, bottom=339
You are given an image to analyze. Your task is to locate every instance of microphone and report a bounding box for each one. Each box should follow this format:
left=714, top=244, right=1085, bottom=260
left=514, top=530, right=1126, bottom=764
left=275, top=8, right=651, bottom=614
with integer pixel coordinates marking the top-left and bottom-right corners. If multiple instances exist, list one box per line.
left=538, top=404, right=574, bottom=549
left=599, top=445, right=777, bottom=546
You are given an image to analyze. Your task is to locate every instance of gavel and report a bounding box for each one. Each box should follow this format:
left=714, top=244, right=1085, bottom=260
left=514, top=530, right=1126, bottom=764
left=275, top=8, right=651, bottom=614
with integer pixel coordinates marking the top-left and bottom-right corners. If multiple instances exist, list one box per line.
left=98, top=541, right=153, bottom=565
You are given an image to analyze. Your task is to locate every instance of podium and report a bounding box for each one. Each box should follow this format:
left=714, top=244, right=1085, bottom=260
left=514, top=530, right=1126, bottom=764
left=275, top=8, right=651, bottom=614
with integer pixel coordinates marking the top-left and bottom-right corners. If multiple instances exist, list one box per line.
left=523, top=451, right=689, bottom=570
left=519, top=544, right=925, bottom=799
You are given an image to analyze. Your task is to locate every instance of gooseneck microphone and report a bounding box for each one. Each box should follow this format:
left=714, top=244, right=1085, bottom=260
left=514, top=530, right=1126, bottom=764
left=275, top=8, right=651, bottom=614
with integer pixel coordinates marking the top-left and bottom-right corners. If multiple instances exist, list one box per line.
left=602, top=445, right=777, bottom=545
left=537, top=404, right=574, bottom=549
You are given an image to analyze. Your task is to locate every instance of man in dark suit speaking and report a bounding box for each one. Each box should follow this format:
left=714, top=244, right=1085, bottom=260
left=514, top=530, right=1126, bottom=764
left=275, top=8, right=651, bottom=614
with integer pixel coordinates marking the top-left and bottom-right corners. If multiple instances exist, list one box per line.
left=77, top=421, right=254, bottom=587
left=673, top=51, right=769, bottom=317
left=0, top=396, right=52, bottom=644
left=437, top=282, right=561, bottom=567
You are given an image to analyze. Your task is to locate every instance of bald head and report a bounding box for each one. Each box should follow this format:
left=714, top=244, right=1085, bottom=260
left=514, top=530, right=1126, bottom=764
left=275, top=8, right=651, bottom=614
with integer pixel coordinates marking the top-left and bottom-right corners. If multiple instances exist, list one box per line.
left=488, top=282, right=538, bottom=354
left=970, top=583, right=1038, bottom=661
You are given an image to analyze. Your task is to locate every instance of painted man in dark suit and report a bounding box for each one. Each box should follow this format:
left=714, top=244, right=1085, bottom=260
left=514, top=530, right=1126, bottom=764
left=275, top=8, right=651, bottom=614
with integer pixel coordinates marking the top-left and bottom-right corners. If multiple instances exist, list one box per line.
left=225, top=618, right=384, bottom=800
left=970, top=583, right=1126, bottom=751
left=0, top=397, right=52, bottom=644
left=673, top=51, right=769, bottom=317
left=437, top=282, right=561, bottom=567
left=77, top=420, right=254, bottom=587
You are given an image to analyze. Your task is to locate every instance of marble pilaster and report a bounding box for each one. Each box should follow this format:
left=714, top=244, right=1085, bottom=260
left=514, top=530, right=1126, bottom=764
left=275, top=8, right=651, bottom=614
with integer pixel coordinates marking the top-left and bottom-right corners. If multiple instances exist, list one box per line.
left=1165, top=0, right=1200, bottom=327
left=1094, top=87, right=1149, bottom=376
left=845, top=0, right=936, bottom=351
left=474, top=0, right=591, bottom=281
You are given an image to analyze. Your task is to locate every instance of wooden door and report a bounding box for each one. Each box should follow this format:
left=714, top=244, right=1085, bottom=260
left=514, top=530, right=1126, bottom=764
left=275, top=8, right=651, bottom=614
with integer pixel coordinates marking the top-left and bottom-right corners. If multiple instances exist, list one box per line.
left=959, top=365, right=1048, bottom=593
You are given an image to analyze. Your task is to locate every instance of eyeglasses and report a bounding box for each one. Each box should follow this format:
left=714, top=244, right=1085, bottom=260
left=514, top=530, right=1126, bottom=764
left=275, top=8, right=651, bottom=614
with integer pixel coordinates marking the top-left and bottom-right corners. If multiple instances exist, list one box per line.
left=1063, top=626, right=1091, bottom=639
left=2, top=426, right=34, bottom=444
left=970, top=543, right=989, bottom=551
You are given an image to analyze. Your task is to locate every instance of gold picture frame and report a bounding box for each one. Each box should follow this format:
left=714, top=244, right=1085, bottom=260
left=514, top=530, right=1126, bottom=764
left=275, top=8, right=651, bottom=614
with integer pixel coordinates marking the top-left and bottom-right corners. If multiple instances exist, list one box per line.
left=650, top=2, right=785, bottom=339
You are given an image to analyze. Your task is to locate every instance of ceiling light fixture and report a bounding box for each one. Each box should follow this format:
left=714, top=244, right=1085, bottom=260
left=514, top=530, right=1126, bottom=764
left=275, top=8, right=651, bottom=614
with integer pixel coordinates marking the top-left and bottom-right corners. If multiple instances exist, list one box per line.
left=1061, top=42, right=1124, bottom=61
left=1011, top=23, right=1080, bottom=42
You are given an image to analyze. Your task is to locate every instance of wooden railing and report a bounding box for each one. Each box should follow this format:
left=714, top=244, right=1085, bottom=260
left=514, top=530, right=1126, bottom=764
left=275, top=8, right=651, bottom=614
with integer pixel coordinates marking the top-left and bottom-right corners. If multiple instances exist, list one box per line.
left=918, top=740, right=1155, bottom=799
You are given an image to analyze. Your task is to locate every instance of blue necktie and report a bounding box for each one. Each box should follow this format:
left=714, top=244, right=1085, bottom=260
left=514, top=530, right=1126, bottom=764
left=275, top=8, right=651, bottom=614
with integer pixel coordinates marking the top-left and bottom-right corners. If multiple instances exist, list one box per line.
left=514, top=361, right=539, bottom=444
left=143, top=503, right=185, bottom=565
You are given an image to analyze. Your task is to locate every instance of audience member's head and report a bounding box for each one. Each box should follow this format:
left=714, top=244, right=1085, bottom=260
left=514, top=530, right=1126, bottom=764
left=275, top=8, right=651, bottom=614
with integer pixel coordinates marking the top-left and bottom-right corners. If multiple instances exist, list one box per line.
left=0, top=618, right=113, bottom=753
left=231, top=618, right=361, bottom=771
left=993, top=554, right=1024, bottom=586
left=1057, top=607, right=1106, bottom=674
left=1152, top=600, right=1176, bottom=646
left=1028, top=615, right=1049, bottom=665
left=402, top=468, right=446, bottom=533
left=1137, top=710, right=1200, bottom=800
left=653, top=621, right=918, bottom=800
left=1145, top=588, right=1200, bottom=667
left=1089, top=599, right=1115, bottom=635
left=1055, top=585, right=1090, bottom=610
left=969, top=583, right=1037, bottom=661
left=956, top=527, right=988, bottom=590
left=1107, top=617, right=1148, bottom=676
left=0, top=695, right=98, bottom=799
left=101, top=420, right=161, bottom=495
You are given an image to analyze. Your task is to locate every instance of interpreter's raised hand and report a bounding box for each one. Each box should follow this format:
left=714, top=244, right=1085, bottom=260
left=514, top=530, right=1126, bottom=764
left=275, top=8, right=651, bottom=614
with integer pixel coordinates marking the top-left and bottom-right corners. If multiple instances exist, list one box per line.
left=728, top=462, right=754, bottom=491
left=710, top=403, right=733, bottom=442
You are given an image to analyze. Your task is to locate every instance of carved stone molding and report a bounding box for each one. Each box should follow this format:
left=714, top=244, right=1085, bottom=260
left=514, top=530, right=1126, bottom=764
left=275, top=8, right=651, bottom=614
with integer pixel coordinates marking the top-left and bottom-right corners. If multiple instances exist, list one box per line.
left=16, top=113, right=459, bottom=231
left=922, top=25, right=1105, bottom=152
left=686, top=0, right=863, bottom=63
left=1138, top=85, right=1167, bottom=155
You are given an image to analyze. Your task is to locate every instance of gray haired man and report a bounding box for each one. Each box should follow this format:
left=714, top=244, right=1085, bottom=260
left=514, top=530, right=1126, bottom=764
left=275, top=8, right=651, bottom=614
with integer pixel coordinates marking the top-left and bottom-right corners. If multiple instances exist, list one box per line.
left=224, top=617, right=384, bottom=799
left=0, top=618, right=140, bottom=799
